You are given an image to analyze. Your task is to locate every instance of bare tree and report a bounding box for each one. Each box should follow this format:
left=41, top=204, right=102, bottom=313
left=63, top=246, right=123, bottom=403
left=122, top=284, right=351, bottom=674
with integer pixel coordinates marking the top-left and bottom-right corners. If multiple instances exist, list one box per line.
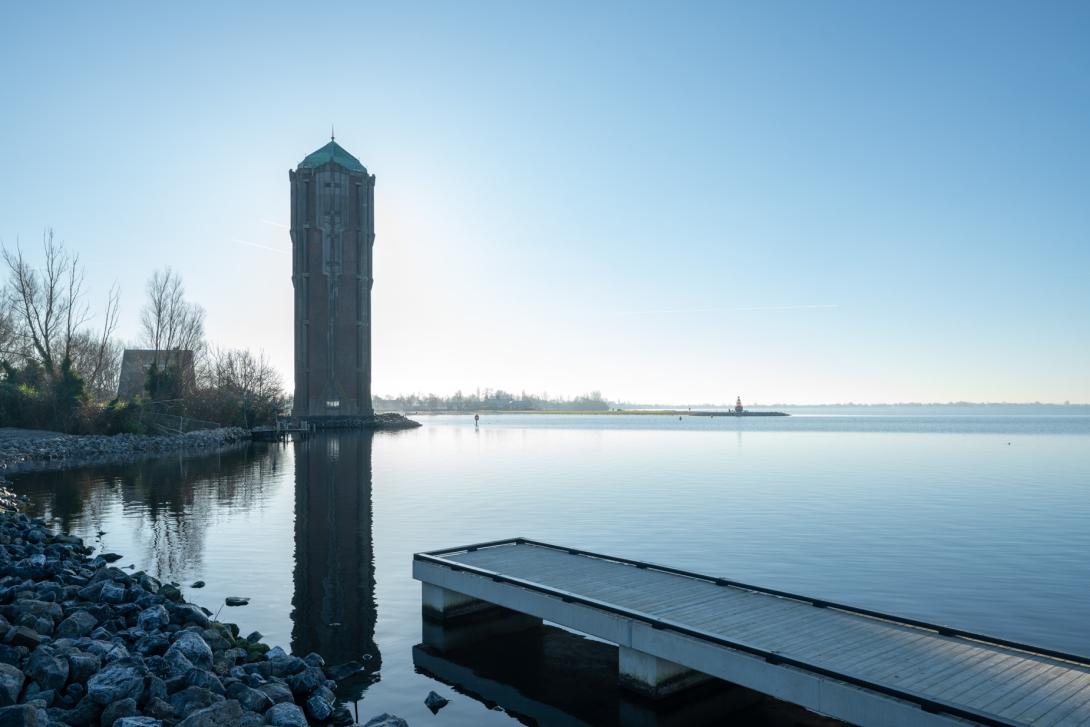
left=203, top=348, right=283, bottom=401
left=0, top=308, right=17, bottom=361
left=1, top=229, right=119, bottom=379
left=188, top=347, right=284, bottom=427
left=68, top=329, right=122, bottom=400
left=139, top=268, right=205, bottom=364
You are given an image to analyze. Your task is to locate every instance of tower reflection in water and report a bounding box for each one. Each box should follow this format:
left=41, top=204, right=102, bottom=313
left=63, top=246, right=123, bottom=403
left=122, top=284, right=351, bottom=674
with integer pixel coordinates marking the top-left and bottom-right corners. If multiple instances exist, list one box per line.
left=291, top=431, right=381, bottom=699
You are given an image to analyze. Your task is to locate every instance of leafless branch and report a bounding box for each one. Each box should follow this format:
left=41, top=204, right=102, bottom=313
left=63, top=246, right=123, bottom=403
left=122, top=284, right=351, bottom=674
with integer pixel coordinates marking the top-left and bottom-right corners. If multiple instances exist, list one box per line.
left=140, top=267, right=205, bottom=363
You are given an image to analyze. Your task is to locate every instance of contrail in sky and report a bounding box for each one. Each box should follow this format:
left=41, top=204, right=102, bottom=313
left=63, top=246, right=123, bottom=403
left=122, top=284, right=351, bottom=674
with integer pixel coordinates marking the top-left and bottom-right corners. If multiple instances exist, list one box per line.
left=260, top=219, right=290, bottom=229
left=231, top=238, right=290, bottom=254
left=611, top=304, right=840, bottom=316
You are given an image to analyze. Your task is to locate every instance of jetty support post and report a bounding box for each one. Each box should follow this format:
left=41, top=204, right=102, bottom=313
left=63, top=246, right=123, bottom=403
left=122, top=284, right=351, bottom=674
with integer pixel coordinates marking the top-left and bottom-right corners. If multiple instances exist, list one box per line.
left=618, top=646, right=709, bottom=699
left=421, top=583, right=541, bottom=652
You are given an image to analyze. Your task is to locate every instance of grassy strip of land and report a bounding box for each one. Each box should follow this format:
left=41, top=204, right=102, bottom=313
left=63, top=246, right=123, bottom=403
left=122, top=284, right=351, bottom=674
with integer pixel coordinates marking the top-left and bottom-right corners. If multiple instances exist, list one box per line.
left=394, top=409, right=783, bottom=416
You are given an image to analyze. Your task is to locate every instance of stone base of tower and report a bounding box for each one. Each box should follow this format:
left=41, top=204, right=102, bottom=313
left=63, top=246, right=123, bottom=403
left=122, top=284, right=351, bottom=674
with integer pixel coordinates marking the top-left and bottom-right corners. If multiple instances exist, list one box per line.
left=293, top=413, right=421, bottom=431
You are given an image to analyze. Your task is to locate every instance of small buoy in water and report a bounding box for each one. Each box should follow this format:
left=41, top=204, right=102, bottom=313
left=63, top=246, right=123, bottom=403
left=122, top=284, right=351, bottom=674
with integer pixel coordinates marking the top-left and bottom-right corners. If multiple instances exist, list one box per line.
left=679, top=416, right=682, bottom=421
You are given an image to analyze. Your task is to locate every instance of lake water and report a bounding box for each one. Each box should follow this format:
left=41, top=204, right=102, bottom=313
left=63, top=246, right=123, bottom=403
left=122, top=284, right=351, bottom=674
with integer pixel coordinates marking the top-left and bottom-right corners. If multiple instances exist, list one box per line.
left=9, top=414, right=1090, bottom=725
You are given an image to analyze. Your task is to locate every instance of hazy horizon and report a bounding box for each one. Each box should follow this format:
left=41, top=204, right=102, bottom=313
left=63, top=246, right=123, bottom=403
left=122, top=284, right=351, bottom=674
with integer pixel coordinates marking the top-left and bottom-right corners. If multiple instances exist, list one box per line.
left=378, top=391, right=1090, bottom=409
left=2, top=2, right=1088, bottom=404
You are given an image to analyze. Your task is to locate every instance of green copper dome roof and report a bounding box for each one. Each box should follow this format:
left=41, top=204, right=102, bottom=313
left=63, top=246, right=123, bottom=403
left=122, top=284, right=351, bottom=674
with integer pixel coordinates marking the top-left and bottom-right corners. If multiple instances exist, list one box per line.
left=298, top=140, right=366, bottom=173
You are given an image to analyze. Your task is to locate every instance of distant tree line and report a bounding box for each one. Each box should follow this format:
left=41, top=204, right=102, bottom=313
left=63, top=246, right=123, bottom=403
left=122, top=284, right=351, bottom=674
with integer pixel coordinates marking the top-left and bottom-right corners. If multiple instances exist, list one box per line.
left=374, top=389, right=612, bottom=412
left=1, top=228, right=286, bottom=433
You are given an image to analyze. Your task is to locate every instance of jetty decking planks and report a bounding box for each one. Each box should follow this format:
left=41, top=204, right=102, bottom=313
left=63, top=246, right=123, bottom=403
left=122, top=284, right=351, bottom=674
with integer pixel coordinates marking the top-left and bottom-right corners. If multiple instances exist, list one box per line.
left=415, top=540, right=1090, bottom=726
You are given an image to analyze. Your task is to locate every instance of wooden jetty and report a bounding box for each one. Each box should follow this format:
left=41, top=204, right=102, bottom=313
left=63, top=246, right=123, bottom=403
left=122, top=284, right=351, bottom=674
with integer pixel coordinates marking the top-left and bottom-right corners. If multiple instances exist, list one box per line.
left=414, top=539, right=1090, bottom=727
left=250, top=420, right=312, bottom=442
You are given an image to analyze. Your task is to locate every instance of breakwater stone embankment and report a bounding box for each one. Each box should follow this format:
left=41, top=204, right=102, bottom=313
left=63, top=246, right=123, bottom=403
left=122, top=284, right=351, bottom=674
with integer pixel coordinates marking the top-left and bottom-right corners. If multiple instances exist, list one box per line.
left=0, top=490, right=408, bottom=726
left=0, top=428, right=252, bottom=476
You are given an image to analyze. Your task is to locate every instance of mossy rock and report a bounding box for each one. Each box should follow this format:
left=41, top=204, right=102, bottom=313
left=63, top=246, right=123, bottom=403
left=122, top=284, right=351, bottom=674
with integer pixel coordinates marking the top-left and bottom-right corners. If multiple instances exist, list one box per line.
left=242, top=641, right=270, bottom=662
left=159, top=584, right=183, bottom=602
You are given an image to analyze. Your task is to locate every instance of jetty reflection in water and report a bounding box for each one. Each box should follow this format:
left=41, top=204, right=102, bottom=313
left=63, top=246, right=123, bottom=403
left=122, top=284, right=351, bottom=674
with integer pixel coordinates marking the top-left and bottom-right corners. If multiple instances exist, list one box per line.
left=414, top=621, right=842, bottom=727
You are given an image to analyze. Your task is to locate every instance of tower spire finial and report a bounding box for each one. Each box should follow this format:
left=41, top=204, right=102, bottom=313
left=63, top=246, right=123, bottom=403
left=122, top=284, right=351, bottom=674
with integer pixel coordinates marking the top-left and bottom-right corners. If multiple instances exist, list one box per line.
left=331, top=123, right=335, bottom=142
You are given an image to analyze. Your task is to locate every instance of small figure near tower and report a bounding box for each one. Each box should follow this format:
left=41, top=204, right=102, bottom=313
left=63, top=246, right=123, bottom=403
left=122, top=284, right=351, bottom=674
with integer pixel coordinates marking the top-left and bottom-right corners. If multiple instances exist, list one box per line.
left=735, top=396, right=744, bottom=415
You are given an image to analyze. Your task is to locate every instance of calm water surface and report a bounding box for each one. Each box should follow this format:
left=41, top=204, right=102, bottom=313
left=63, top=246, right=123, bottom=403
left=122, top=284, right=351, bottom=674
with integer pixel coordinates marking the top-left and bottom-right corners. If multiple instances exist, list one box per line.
left=9, top=414, right=1090, bottom=725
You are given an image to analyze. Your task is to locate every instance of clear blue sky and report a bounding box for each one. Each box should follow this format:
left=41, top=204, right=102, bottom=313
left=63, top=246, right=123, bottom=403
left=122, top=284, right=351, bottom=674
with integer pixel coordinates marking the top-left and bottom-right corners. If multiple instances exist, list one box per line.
left=2, top=2, right=1088, bottom=404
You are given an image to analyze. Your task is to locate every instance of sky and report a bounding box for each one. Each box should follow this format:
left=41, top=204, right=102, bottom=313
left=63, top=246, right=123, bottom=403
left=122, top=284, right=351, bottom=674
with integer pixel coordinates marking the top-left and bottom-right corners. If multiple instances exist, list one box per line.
left=1, top=1, right=1088, bottom=405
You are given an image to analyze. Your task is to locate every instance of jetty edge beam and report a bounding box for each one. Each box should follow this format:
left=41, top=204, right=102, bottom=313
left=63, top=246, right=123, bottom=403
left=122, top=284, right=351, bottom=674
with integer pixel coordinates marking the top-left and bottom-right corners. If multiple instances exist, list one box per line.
left=413, top=537, right=1090, bottom=727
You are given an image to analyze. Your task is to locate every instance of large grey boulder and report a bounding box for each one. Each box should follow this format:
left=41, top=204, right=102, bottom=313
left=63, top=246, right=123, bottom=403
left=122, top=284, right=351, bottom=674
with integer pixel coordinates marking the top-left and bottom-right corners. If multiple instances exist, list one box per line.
left=225, top=682, right=273, bottom=713
left=256, top=682, right=293, bottom=705
left=0, top=704, right=49, bottom=726
left=137, top=605, right=169, bottom=632
left=56, top=610, right=98, bottom=639
left=22, top=684, right=53, bottom=708
left=19, top=615, right=53, bottom=638
left=58, top=694, right=102, bottom=726
left=103, top=643, right=131, bottom=663
left=0, top=644, right=24, bottom=668
left=172, top=605, right=211, bottom=629
left=165, top=632, right=213, bottom=671
left=134, top=633, right=169, bottom=657
left=115, top=718, right=163, bottom=727
left=264, top=702, right=307, bottom=727
left=238, top=712, right=264, bottom=727
left=13, top=601, right=62, bottom=622
left=304, top=693, right=333, bottom=721
left=86, top=658, right=146, bottom=705
left=362, top=715, right=410, bottom=727
left=143, top=697, right=173, bottom=720
left=184, top=668, right=224, bottom=695
left=99, top=582, right=127, bottom=604
left=164, top=649, right=194, bottom=678
left=285, top=666, right=324, bottom=697
left=101, top=697, right=137, bottom=726
left=265, top=656, right=305, bottom=678
left=66, top=652, right=101, bottom=684
left=169, top=686, right=223, bottom=717
left=176, top=699, right=243, bottom=727
left=197, top=629, right=230, bottom=653
left=6, top=626, right=46, bottom=649
left=25, top=649, right=68, bottom=691
left=0, top=664, right=23, bottom=707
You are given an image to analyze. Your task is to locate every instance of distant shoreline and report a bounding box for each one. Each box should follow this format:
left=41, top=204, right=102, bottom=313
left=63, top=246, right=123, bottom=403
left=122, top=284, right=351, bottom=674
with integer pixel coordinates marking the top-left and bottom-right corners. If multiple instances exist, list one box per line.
left=388, top=406, right=1090, bottom=416
left=391, top=409, right=788, bottom=416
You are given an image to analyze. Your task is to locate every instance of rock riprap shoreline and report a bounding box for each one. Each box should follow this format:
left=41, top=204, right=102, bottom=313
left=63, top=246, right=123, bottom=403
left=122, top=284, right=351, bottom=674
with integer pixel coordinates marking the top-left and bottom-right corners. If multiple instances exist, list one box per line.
left=0, top=429, right=252, bottom=475
left=0, top=502, right=407, bottom=726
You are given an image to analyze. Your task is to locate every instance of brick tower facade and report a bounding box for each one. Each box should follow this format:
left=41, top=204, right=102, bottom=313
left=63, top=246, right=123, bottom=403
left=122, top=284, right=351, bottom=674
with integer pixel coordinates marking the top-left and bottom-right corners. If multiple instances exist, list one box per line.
left=290, top=138, right=375, bottom=419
